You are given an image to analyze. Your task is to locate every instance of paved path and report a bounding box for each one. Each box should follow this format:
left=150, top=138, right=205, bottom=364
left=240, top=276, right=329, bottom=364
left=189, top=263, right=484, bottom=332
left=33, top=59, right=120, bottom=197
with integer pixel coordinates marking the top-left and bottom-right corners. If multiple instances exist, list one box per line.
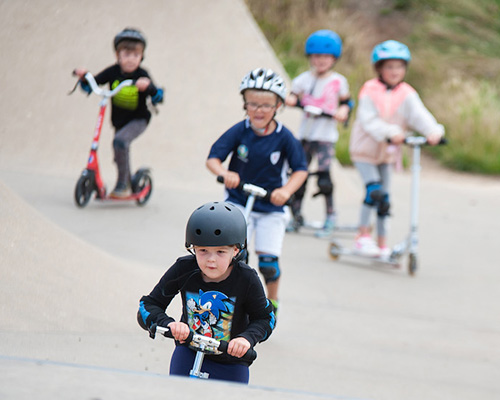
left=1, top=1, right=499, bottom=399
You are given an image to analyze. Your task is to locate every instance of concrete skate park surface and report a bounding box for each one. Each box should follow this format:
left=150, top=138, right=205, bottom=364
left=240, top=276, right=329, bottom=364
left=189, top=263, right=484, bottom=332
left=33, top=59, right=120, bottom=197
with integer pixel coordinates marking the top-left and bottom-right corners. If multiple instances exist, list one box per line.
left=1, top=1, right=499, bottom=399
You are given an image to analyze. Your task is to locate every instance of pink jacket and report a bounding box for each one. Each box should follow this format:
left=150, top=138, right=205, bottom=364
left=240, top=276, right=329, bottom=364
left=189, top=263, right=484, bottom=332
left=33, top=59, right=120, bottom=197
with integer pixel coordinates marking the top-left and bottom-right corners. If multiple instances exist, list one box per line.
left=349, top=78, right=444, bottom=165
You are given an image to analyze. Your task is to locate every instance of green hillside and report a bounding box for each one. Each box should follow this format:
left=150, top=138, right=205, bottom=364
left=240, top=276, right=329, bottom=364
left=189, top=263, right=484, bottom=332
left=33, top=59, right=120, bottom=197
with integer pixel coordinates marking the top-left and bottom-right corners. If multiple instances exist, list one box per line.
left=246, top=0, right=500, bottom=175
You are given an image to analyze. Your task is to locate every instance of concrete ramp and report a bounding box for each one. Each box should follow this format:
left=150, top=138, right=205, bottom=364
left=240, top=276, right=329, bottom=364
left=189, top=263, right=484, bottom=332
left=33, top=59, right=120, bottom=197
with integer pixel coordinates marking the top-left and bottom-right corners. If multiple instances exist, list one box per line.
left=1, top=1, right=500, bottom=399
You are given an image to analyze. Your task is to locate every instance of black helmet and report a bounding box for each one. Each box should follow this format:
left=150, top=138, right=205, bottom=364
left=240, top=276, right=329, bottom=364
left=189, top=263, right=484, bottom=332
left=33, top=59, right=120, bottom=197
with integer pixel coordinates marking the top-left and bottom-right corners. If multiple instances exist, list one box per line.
left=113, top=28, right=147, bottom=50
left=185, top=202, right=247, bottom=250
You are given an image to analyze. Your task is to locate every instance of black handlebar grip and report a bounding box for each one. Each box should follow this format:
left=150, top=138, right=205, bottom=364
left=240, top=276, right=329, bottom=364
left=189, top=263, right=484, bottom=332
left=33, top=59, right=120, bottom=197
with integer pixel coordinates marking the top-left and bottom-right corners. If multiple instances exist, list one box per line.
left=148, top=323, right=158, bottom=339
left=217, top=175, right=246, bottom=192
left=218, top=340, right=257, bottom=362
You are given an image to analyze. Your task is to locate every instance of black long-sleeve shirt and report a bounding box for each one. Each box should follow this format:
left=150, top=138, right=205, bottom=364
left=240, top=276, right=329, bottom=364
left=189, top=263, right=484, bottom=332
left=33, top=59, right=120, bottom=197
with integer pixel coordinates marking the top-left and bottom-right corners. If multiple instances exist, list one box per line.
left=94, top=64, right=159, bottom=129
left=139, top=255, right=275, bottom=366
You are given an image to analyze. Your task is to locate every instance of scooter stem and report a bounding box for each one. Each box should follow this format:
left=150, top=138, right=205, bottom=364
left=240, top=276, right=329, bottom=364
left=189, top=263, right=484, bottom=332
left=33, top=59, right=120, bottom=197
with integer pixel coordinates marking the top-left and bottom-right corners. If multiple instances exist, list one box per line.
left=409, top=144, right=421, bottom=254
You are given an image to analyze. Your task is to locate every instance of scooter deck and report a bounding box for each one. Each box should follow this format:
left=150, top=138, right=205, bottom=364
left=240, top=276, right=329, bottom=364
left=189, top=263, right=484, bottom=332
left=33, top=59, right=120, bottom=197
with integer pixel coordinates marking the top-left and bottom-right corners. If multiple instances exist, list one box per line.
left=96, top=185, right=151, bottom=202
left=329, top=241, right=402, bottom=268
left=287, top=220, right=358, bottom=239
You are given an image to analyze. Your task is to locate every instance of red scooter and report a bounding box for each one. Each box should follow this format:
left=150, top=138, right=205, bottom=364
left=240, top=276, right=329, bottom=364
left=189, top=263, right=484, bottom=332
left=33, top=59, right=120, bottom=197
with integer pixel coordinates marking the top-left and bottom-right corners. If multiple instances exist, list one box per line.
left=70, top=72, right=153, bottom=208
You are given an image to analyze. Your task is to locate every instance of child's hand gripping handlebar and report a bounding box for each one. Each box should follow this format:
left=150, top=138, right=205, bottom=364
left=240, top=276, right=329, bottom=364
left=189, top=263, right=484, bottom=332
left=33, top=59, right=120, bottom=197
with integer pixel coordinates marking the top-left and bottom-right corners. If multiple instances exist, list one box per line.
left=148, top=323, right=257, bottom=362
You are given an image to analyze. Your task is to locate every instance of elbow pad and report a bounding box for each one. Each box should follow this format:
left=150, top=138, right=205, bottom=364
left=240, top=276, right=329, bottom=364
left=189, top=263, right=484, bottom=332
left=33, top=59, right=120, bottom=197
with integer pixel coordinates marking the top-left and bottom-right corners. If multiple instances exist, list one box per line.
left=79, top=81, right=92, bottom=95
left=151, top=88, right=164, bottom=105
left=339, top=98, right=355, bottom=110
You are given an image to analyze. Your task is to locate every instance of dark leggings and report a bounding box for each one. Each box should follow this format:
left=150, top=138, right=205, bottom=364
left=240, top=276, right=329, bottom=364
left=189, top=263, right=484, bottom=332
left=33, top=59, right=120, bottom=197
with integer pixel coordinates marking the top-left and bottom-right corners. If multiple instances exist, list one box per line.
left=169, top=345, right=250, bottom=384
left=113, top=119, right=148, bottom=184
left=292, top=140, right=335, bottom=216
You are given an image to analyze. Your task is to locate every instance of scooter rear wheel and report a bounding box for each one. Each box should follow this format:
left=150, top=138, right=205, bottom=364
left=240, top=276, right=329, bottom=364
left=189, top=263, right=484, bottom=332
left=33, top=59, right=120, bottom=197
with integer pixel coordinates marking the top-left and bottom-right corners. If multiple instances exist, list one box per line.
left=74, top=174, right=94, bottom=207
left=132, top=170, right=153, bottom=206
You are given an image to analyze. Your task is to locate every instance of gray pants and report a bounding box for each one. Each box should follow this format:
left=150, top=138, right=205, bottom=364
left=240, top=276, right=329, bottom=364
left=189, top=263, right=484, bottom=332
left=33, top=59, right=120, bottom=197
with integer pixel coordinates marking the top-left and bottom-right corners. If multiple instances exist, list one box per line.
left=113, top=119, right=148, bottom=185
left=354, top=162, right=392, bottom=238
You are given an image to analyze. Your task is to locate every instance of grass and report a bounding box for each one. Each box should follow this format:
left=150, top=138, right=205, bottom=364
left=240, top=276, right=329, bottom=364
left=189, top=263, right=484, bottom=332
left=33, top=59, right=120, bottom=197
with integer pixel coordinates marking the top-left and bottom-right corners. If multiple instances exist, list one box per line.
left=245, top=0, right=500, bottom=175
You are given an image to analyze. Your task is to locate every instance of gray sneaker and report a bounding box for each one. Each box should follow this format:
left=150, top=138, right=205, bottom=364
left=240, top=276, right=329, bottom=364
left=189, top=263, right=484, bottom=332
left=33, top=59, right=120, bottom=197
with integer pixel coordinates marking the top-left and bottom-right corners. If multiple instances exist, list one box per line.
left=314, top=215, right=336, bottom=238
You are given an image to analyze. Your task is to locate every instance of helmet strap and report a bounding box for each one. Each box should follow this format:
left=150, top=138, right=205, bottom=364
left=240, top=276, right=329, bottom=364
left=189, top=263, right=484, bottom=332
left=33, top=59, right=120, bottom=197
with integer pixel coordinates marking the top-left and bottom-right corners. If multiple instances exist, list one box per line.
left=377, top=77, right=403, bottom=90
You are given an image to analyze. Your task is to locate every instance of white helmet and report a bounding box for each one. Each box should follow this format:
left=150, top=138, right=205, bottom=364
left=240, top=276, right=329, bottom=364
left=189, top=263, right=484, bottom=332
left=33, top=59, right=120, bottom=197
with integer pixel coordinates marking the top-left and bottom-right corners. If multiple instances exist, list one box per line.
left=239, top=68, right=286, bottom=102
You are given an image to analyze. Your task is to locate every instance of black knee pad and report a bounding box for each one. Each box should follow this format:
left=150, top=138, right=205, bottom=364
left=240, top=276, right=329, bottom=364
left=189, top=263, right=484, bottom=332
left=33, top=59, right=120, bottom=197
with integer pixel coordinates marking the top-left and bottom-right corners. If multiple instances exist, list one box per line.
left=313, top=171, right=333, bottom=198
left=377, top=193, right=390, bottom=217
left=258, top=254, right=281, bottom=283
left=293, top=179, right=307, bottom=201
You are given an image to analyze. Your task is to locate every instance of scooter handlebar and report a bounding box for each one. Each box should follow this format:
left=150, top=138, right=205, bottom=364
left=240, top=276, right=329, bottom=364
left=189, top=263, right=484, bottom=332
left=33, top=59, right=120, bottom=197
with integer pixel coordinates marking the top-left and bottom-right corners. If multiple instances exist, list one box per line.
left=387, top=136, right=448, bottom=146
left=293, top=102, right=335, bottom=118
left=291, top=101, right=352, bottom=127
left=149, top=323, right=257, bottom=362
left=217, top=176, right=269, bottom=200
left=70, top=71, right=134, bottom=98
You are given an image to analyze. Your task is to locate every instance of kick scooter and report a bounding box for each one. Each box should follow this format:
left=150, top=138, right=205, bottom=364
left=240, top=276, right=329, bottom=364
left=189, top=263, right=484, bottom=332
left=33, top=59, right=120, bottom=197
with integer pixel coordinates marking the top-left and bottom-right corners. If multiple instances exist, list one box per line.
left=287, top=103, right=358, bottom=237
left=328, top=136, right=446, bottom=276
left=148, top=323, right=257, bottom=379
left=69, top=72, right=153, bottom=208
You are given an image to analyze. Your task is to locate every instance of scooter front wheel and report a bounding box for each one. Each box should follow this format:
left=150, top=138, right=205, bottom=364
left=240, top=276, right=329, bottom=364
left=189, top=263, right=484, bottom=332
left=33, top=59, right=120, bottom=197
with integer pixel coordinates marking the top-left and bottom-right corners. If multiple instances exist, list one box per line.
left=329, top=242, right=341, bottom=260
left=132, top=169, right=153, bottom=206
left=74, top=174, right=95, bottom=207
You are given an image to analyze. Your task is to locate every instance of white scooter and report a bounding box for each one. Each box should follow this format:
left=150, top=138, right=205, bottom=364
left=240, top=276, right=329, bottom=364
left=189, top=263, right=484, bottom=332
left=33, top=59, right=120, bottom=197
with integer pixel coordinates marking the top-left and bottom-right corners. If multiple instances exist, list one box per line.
left=328, top=136, right=446, bottom=276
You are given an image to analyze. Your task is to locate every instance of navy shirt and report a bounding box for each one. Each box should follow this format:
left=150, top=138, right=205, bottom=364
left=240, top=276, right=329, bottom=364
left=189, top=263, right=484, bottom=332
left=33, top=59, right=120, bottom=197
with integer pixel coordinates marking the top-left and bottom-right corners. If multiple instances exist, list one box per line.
left=208, top=119, right=307, bottom=213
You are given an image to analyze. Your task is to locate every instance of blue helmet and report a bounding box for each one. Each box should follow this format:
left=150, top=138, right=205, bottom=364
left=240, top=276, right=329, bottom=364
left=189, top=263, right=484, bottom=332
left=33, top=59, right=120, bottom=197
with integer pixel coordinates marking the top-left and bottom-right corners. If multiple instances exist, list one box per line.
left=305, top=30, right=343, bottom=58
left=371, top=40, right=411, bottom=65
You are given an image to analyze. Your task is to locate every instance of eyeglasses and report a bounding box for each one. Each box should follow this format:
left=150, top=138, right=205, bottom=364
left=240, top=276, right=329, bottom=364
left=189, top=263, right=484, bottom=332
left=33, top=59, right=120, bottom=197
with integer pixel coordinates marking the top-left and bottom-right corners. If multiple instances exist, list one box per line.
left=245, top=102, right=277, bottom=112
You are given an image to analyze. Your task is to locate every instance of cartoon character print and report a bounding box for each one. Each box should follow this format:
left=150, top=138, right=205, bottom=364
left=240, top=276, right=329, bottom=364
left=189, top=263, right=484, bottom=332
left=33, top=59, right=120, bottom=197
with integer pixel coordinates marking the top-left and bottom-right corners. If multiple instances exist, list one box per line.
left=186, top=290, right=235, bottom=341
left=111, top=79, right=139, bottom=110
left=301, top=79, right=341, bottom=115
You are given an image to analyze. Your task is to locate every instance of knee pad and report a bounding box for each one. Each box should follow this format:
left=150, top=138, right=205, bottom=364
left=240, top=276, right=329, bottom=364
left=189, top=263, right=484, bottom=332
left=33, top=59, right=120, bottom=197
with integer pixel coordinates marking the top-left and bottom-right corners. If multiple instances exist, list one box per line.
left=113, top=137, right=127, bottom=150
left=258, top=254, right=281, bottom=284
left=364, top=181, right=383, bottom=206
left=377, top=193, right=390, bottom=217
left=293, top=180, right=307, bottom=201
left=313, top=171, right=333, bottom=198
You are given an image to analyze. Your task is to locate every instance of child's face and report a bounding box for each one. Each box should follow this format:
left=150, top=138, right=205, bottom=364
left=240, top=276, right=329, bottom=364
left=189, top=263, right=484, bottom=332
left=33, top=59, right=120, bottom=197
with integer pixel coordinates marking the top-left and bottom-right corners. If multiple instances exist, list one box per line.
left=309, top=54, right=336, bottom=76
left=379, top=59, right=407, bottom=87
left=116, top=46, right=143, bottom=74
left=244, top=90, right=280, bottom=130
left=194, top=245, right=239, bottom=282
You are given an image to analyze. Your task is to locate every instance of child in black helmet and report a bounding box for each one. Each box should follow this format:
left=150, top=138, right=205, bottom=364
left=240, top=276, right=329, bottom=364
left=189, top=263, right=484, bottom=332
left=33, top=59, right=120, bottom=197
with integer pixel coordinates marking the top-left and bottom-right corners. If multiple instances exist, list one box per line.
left=138, top=202, right=275, bottom=384
left=74, top=28, right=163, bottom=198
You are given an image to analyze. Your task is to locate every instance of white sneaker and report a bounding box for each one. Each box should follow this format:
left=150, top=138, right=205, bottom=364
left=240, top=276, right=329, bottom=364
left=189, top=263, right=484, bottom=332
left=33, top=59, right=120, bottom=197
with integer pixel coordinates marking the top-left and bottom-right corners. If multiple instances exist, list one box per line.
left=354, top=235, right=380, bottom=257
left=378, top=246, right=391, bottom=258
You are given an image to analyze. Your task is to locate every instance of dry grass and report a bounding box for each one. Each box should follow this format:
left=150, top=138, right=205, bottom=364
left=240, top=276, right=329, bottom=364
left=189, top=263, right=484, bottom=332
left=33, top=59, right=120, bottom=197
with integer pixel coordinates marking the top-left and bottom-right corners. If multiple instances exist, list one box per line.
left=245, top=0, right=500, bottom=174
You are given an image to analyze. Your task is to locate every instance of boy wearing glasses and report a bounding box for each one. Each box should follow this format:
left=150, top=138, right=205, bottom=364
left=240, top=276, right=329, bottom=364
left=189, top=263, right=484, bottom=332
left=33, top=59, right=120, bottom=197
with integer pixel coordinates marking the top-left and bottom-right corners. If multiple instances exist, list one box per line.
left=206, top=68, right=307, bottom=315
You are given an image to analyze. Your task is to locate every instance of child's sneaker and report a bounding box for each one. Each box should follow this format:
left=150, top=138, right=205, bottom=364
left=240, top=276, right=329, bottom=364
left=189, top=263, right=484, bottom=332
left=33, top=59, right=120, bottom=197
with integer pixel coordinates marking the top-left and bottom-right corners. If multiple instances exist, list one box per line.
left=110, top=182, right=131, bottom=198
left=286, top=214, right=304, bottom=232
left=378, top=246, right=391, bottom=259
left=314, top=215, right=336, bottom=238
left=354, top=235, right=380, bottom=257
